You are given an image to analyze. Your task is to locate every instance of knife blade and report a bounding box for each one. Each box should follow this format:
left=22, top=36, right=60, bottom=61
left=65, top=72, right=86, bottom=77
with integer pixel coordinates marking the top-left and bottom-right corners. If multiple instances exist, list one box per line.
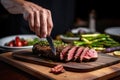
left=46, top=36, right=56, bottom=55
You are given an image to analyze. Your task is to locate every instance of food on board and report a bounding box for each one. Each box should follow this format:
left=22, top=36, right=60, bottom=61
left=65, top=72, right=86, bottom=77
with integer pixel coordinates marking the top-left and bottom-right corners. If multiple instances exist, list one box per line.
left=32, top=40, right=98, bottom=62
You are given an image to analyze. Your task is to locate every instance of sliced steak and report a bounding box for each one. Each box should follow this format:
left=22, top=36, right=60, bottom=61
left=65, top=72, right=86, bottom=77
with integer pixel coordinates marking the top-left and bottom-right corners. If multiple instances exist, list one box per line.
left=80, top=47, right=89, bottom=62
left=86, top=49, right=98, bottom=61
left=66, top=46, right=78, bottom=61
left=82, top=48, right=98, bottom=62
left=32, top=42, right=98, bottom=62
left=60, top=46, right=71, bottom=60
left=74, top=46, right=84, bottom=61
left=32, top=43, right=65, bottom=61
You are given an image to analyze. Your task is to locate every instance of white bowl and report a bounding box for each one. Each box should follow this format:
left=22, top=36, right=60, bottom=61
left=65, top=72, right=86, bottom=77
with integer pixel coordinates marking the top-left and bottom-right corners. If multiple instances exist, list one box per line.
left=0, top=34, right=45, bottom=51
left=59, top=35, right=80, bottom=43
left=71, top=27, right=90, bottom=34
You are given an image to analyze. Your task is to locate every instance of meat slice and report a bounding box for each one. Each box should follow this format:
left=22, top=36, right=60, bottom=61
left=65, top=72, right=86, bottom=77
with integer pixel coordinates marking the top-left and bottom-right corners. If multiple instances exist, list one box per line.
left=82, top=48, right=98, bottom=62
left=66, top=46, right=78, bottom=61
left=49, top=64, right=65, bottom=74
left=80, top=47, right=89, bottom=62
left=32, top=43, right=98, bottom=62
left=86, top=49, right=98, bottom=61
left=60, top=46, right=71, bottom=60
left=88, top=49, right=98, bottom=58
left=74, top=47, right=84, bottom=61
left=32, top=43, right=64, bottom=61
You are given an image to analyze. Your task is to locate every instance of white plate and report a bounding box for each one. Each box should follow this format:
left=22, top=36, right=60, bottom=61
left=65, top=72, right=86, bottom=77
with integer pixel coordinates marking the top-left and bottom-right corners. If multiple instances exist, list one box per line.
left=105, top=27, right=120, bottom=37
left=59, top=35, right=80, bottom=43
left=71, top=27, right=90, bottom=34
left=60, top=27, right=90, bottom=43
left=0, top=34, right=45, bottom=51
left=104, top=27, right=120, bottom=42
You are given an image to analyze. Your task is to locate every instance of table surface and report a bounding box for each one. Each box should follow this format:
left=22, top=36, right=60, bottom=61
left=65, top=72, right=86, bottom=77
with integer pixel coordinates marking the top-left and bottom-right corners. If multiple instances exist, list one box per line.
left=0, top=51, right=120, bottom=80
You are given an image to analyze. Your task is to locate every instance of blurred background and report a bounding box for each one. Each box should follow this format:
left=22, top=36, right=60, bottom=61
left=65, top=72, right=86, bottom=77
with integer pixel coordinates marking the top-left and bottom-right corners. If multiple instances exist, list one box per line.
left=0, top=0, right=120, bottom=38
left=74, top=0, right=120, bottom=33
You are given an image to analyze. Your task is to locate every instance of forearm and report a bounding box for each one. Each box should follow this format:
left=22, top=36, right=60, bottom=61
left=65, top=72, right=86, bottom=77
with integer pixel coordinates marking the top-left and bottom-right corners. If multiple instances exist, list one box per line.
left=1, top=0, right=25, bottom=14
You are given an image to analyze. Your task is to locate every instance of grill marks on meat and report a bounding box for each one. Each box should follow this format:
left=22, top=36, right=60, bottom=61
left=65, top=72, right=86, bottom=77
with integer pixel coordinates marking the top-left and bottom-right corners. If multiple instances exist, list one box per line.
left=60, top=46, right=71, bottom=60
left=66, top=46, right=78, bottom=61
left=80, top=47, right=89, bottom=62
left=32, top=44, right=98, bottom=62
left=86, top=49, right=98, bottom=61
left=74, top=47, right=84, bottom=61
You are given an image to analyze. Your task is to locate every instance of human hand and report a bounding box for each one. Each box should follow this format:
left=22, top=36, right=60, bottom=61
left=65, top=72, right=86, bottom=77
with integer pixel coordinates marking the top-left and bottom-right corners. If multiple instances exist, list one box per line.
left=22, top=1, right=53, bottom=38
left=1, top=0, right=53, bottom=38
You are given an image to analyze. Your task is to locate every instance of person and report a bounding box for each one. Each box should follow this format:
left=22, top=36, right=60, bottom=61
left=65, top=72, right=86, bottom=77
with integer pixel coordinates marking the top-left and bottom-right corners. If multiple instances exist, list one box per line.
left=0, top=0, right=75, bottom=38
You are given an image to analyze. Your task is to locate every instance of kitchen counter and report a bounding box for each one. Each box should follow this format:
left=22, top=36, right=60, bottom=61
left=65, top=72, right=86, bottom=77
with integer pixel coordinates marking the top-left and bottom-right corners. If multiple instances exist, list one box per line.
left=0, top=51, right=120, bottom=80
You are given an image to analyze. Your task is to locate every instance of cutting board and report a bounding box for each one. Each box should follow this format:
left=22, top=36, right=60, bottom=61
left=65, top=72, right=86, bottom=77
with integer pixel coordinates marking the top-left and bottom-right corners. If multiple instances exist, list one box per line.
left=11, top=50, right=120, bottom=72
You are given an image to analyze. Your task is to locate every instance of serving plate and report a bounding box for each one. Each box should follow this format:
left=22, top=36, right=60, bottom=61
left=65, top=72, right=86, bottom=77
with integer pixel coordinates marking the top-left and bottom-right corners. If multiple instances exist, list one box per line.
left=60, top=27, right=91, bottom=43
left=104, top=27, right=120, bottom=42
left=59, top=35, right=80, bottom=43
left=0, top=34, right=44, bottom=51
left=71, top=27, right=90, bottom=34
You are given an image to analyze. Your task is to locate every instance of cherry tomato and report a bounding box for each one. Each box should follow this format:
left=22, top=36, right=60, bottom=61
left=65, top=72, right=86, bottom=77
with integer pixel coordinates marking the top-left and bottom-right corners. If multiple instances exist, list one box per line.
left=7, top=40, right=15, bottom=47
left=15, top=40, right=22, bottom=47
left=15, top=36, right=22, bottom=47
left=5, top=36, right=29, bottom=47
left=22, top=40, right=28, bottom=46
left=15, top=36, right=20, bottom=42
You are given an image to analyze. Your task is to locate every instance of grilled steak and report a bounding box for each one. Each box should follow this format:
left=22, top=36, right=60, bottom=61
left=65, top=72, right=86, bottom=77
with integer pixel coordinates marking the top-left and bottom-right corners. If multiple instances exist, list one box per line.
left=32, top=40, right=98, bottom=62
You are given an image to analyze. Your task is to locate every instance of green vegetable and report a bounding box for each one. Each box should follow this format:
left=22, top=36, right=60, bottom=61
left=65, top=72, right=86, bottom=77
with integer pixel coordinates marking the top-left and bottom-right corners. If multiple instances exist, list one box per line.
left=73, top=33, right=120, bottom=51
left=27, top=38, right=40, bottom=46
left=37, top=40, right=67, bottom=47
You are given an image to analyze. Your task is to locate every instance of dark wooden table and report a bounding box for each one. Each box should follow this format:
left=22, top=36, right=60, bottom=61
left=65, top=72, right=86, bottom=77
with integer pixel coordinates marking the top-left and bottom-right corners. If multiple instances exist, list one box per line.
left=0, top=50, right=120, bottom=80
left=0, top=61, right=40, bottom=80
left=0, top=60, right=120, bottom=80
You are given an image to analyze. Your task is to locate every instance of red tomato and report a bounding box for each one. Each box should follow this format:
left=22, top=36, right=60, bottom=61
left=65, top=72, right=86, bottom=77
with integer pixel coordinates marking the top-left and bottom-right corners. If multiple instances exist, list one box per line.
left=22, top=40, right=28, bottom=46
left=7, top=40, right=15, bottom=47
left=15, top=36, right=23, bottom=47
left=15, top=40, right=22, bottom=47
left=15, top=36, right=20, bottom=40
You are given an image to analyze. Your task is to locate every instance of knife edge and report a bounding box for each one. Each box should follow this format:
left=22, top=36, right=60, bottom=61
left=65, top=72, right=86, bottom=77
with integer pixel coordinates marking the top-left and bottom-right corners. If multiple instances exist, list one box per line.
left=46, top=36, right=56, bottom=55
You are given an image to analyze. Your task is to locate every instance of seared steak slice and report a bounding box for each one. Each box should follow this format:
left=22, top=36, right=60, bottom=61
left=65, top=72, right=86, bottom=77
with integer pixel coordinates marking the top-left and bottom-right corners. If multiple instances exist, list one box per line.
left=74, top=46, right=84, bottom=61
left=60, top=46, right=71, bottom=60
left=66, top=46, right=78, bottom=61
left=86, top=49, right=98, bottom=61
left=32, top=42, right=98, bottom=62
left=80, top=47, right=89, bottom=62
left=32, top=43, right=65, bottom=61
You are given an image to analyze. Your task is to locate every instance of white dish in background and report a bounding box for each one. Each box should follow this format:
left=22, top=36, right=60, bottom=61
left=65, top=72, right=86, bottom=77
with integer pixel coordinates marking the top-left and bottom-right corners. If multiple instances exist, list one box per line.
left=104, top=27, right=120, bottom=42
left=71, top=27, right=90, bottom=34
left=0, top=34, right=45, bottom=51
left=60, top=27, right=90, bottom=43
left=59, top=35, right=80, bottom=43
left=105, top=27, right=120, bottom=37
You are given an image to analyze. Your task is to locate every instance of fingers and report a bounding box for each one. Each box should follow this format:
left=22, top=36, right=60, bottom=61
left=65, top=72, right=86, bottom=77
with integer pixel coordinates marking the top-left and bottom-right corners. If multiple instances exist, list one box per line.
left=22, top=2, right=53, bottom=38
left=47, top=10, right=53, bottom=36
left=40, top=9, right=47, bottom=38
left=34, top=10, right=41, bottom=36
left=28, top=11, right=35, bottom=32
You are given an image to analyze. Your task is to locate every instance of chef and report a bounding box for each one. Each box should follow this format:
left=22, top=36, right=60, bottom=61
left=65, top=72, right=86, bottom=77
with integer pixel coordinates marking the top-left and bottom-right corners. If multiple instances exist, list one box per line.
left=0, top=0, right=75, bottom=38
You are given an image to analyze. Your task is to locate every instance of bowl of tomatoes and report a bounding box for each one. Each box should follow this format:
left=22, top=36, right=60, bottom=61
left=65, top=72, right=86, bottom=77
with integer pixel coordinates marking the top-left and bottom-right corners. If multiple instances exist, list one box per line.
left=0, top=34, right=45, bottom=51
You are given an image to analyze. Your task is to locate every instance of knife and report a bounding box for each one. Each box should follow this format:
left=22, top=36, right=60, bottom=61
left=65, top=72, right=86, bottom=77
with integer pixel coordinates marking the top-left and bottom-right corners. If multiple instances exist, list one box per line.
left=46, top=36, right=56, bottom=55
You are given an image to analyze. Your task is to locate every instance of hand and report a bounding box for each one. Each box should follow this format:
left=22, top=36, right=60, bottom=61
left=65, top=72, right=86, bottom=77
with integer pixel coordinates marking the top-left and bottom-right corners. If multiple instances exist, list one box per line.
left=1, top=0, right=53, bottom=38
left=22, top=1, right=53, bottom=38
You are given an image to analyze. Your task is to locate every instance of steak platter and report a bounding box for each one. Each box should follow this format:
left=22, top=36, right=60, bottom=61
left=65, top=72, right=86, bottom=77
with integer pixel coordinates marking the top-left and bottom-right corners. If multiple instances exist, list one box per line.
left=12, top=40, right=120, bottom=72
left=32, top=41, right=98, bottom=63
